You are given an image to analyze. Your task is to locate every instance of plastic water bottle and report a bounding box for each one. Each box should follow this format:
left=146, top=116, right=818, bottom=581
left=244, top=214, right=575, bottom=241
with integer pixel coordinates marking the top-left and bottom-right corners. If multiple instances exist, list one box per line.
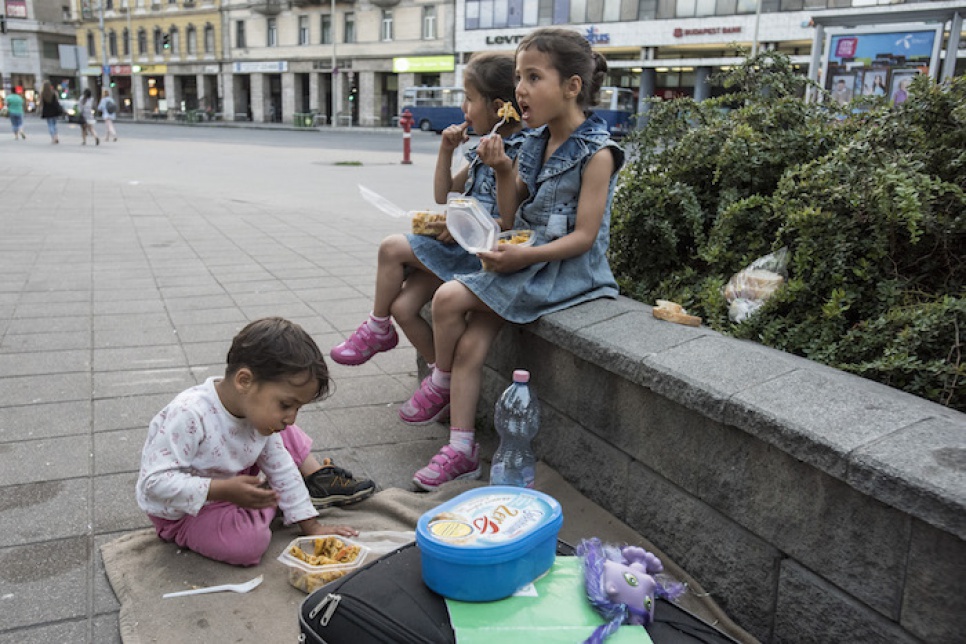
left=490, top=370, right=541, bottom=488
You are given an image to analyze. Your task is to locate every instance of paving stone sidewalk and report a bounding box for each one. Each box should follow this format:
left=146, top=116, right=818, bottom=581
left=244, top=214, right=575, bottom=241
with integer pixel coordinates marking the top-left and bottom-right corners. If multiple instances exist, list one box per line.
left=0, top=127, right=453, bottom=642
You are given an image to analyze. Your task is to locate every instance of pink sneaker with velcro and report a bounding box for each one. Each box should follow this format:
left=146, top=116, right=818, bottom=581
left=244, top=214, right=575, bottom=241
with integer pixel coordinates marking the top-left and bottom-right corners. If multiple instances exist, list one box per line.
left=330, top=320, right=399, bottom=366
left=413, top=443, right=481, bottom=491
left=399, top=375, right=450, bottom=425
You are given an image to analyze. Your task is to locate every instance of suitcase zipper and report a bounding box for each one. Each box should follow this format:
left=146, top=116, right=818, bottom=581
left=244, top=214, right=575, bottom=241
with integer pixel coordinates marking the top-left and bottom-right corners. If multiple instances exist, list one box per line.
left=321, top=591, right=437, bottom=643
left=308, top=592, right=341, bottom=624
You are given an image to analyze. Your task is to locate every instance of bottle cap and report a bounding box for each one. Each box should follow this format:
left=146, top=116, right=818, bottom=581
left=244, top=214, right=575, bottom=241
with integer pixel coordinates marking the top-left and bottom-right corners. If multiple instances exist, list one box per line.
left=512, top=370, right=530, bottom=383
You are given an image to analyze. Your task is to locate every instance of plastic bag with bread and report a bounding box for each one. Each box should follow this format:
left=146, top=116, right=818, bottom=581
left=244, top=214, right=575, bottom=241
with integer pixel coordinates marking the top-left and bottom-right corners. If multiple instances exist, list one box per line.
left=652, top=300, right=701, bottom=327
left=725, top=247, right=788, bottom=323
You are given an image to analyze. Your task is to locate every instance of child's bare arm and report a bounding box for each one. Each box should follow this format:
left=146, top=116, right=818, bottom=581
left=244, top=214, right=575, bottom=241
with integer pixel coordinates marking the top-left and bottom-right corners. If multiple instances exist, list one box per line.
left=297, top=518, right=359, bottom=538
left=435, top=122, right=470, bottom=203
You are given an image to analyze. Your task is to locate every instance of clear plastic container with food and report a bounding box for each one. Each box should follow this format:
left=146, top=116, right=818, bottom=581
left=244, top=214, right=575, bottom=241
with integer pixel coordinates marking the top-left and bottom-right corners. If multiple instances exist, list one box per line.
left=277, top=536, right=370, bottom=594
left=446, top=196, right=499, bottom=254
left=497, top=230, right=535, bottom=247
left=410, top=211, right=447, bottom=237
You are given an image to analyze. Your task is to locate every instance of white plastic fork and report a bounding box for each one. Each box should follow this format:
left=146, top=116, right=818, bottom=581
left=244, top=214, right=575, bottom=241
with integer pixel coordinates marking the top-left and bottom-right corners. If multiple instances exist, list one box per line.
left=486, top=116, right=507, bottom=138
left=162, top=574, right=264, bottom=598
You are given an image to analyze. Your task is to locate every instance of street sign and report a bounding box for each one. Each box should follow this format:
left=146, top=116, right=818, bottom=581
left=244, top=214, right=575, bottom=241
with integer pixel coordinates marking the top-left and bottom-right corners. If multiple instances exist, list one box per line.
left=59, top=45, right=88, bottom=70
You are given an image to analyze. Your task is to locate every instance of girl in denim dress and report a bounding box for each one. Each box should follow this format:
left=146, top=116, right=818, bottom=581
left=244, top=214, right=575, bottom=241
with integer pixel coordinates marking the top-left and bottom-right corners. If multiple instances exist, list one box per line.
left=409, top=28, right=625, bottom=490
left=329, top=53, right=524, bottom=380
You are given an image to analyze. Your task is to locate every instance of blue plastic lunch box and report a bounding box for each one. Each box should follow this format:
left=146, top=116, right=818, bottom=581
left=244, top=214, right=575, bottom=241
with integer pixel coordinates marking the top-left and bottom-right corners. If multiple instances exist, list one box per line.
left=415, top=486, right=563, bottom=602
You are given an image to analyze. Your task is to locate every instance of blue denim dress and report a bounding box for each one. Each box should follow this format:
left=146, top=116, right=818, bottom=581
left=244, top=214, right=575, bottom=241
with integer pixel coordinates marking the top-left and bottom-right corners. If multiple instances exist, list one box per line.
left=409, top=132, right=526, bottom=282
left=456, top=114, right=624, bottom=324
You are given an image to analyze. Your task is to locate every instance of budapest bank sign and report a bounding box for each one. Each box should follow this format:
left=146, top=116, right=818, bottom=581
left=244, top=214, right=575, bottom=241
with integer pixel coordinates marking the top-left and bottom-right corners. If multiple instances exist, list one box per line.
left=674, top=26, right=742, bottom=38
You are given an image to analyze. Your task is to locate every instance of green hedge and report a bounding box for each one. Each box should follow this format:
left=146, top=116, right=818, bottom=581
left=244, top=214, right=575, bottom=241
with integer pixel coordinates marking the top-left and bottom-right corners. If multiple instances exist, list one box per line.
left=610, top=53, right=965, bottom=411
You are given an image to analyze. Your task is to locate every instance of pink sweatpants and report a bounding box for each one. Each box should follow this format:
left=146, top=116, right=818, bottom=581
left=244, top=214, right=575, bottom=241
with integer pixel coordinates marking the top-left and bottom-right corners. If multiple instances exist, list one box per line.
left=148, top=424, right=313, bottom=566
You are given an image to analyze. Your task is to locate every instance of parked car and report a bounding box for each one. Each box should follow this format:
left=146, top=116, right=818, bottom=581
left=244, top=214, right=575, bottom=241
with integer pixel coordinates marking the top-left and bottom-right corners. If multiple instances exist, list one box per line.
left=59, top=98, right=83, bottom=124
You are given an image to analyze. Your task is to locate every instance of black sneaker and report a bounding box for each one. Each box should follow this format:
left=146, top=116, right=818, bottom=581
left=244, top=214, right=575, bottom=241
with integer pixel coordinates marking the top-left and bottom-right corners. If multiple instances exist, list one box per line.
left=305, top=458, right=376, bottom=509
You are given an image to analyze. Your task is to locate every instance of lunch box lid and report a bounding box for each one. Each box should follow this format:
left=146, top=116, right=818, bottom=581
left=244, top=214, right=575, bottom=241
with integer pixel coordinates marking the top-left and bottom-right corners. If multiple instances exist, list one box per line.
left=446, top=196, right=499, bottom=254
left=416, top=487, right=563, bottom=563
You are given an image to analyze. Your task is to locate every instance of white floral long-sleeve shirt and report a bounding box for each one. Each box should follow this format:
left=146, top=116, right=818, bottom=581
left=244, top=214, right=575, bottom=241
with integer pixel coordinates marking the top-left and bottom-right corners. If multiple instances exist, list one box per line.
left=136, top=377, right=318, bottom=525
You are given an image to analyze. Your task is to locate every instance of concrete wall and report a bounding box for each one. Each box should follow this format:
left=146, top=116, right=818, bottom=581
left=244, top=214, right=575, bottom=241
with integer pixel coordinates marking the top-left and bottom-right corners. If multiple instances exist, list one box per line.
left=471, top=296, right=966, bottom=643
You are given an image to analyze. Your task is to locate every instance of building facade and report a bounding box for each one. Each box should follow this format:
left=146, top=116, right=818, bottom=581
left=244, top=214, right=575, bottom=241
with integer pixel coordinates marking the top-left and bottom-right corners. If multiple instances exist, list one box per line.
left=67, top=0, right=965, bottom=124
left=71, top=0, right=458, bottom=124
left=454, top=0, right=965, bottom=110
left=1, top=0, right=78, bottom=107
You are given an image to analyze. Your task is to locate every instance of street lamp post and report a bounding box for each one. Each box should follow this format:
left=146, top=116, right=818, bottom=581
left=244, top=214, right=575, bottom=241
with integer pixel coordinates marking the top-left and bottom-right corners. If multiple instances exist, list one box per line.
left=99, top=1, right=110, bottom=92
left=751, top=0, right=762, bottom=57
left=123, top=0, right=134, bottom=119
left=331, top=0, right=341, bottom=123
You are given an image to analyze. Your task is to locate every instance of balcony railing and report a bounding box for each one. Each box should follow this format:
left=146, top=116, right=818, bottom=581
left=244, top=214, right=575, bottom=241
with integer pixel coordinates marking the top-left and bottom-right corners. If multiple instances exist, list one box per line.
left=251, top=0, right=282, bottom=15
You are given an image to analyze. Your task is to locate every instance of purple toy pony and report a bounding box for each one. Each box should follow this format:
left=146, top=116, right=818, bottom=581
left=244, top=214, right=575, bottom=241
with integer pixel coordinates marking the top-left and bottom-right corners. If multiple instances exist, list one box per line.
left=577, top=538, right=686, bottom=644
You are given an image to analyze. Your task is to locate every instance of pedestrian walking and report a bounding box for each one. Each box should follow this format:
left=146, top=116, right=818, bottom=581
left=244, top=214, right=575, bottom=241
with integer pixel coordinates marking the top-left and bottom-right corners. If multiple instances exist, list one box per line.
left=39, top=81, right=63, bottom=144
left=78, top=88, right=100, bottom=146
left=5, top=89, right=26, bottom=140
left=97, top=90, right=118, bottom=142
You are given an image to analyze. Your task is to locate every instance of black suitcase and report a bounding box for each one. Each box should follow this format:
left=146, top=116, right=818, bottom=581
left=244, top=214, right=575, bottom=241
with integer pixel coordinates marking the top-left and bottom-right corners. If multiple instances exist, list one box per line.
left=298, top=540, right=739, bottom=644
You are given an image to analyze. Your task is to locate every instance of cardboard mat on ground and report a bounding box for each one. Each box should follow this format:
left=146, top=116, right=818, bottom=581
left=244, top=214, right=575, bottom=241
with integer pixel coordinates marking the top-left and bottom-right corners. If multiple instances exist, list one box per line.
left=101, top=463, right=757, bottom=644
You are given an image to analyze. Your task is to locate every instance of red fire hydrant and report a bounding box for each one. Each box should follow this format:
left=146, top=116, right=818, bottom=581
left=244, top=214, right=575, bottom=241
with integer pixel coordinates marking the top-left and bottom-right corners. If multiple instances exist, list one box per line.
left=399, top=109, right=414, bottom=165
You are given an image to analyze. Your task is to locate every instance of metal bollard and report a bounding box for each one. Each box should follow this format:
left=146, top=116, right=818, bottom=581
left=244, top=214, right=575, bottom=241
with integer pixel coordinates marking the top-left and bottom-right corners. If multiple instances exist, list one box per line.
left=399, top=109, right=414, bottom=165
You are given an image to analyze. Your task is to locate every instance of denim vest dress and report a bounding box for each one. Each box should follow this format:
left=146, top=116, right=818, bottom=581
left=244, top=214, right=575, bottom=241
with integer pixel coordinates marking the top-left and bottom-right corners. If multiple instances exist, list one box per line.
left=455, top=113, right=624, bottom=324
left=409, top=131, right=527, bottom=282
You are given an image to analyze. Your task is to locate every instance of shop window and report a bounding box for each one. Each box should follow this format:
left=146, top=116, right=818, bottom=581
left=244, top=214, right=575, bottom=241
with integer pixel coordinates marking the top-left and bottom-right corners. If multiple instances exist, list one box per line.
left=299, top=16, right=309, bottom=45
left=204, top=24, right=214, bottom=53
left=109, top=30, right=118, bottom=57
left=603, top=0, right=621, bottom=21
left=267, top=17, right=278, bottom=47
left=422, top=5, right=436, bottom=39
left=675, top=0, right=715, bottom=17
left=344, top=13, right=355, bottom=44
left=186, top=25, right=197, bottom=55
left=321, top=14, right=332, bottom=44
left=236, top=20, right=246, bottom=48
left=381, top=10, right=393, bottom=42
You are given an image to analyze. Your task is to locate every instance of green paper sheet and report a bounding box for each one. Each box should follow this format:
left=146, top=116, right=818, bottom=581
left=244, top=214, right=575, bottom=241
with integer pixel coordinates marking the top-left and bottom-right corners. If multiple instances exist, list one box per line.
left=445, top=557, right=653, bottom=644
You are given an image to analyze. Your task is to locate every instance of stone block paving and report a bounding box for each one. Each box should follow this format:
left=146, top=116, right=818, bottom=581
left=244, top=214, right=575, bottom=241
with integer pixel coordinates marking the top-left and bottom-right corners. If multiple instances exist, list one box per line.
left=0, top=127, right=452, bottom=642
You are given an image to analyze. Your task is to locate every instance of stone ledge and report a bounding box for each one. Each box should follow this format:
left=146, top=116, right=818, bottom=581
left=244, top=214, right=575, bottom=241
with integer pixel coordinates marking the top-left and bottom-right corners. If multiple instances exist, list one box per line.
left=526, top=296, right=966, bottom=541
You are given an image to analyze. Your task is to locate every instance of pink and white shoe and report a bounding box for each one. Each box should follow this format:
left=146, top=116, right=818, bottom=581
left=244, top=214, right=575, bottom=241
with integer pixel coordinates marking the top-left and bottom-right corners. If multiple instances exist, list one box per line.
left=413, top=443, right=481, bottom=491
left=399, top=375, right=450, bottom=425
left=330, top=321, right=399, bottom=366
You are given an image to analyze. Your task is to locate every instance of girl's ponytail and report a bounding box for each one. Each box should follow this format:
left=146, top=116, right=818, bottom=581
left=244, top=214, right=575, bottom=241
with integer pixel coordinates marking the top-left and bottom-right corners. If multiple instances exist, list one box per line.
left=588, top=51, right=609, bottom=106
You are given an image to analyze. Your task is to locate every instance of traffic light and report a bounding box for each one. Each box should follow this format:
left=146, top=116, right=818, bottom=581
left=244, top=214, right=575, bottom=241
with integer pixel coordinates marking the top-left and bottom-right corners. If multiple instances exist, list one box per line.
left=162, top=33, right=170, bottom=50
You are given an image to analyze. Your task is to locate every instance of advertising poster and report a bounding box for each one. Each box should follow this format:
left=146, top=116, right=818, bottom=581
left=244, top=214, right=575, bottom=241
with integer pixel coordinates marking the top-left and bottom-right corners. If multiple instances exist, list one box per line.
left=822, top=24, right=943, bottom=105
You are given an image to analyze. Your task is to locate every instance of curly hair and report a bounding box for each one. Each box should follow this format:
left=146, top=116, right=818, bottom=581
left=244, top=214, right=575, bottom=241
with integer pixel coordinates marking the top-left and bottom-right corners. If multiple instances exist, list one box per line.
left=226, top=317, right=331, bottom=401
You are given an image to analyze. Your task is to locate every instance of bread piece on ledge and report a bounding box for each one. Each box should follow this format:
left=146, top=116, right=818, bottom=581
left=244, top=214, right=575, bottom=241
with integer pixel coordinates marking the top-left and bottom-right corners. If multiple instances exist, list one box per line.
left=652, top=300, right=702, bottom=327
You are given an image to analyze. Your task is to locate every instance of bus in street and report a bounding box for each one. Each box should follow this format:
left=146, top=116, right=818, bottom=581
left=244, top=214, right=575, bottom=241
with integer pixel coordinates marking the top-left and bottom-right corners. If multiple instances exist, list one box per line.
left=592, top=86, right=636, bottom=137
left=401, top=86, right=465, bottom=133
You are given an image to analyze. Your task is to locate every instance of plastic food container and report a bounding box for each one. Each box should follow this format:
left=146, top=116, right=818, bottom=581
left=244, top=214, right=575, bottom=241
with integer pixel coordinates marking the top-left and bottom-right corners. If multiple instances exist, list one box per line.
left=277, top=536, right=370, bottom=594
left=415, top=486, right=563, bottom=602
left=497, top=229, right=535, bottom=247
left=446, top=196, right=499, bottom=254
left=410, top=211, right=447, bottom=237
